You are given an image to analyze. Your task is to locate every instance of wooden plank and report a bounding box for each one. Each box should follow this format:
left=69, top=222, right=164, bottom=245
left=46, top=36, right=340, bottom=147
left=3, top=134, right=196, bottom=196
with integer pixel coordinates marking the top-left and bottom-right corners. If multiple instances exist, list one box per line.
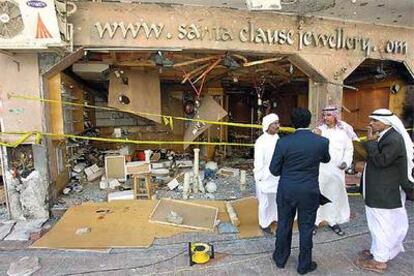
left=243, top=57, right=283, bottom=67
left=149, top=199, right=218, bottom=232
left=43, top=47, right=85, bottom=79
left=183, top=95, right=227, bottom=149
left=48, top=74, right=64, bottom=136
left=108, top=68, right=161, bottom=123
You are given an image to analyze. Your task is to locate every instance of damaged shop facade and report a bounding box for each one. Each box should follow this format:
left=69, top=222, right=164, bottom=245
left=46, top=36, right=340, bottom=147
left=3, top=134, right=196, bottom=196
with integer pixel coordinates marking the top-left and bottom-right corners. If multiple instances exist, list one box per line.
left=0, top=1, right=413, bottom=220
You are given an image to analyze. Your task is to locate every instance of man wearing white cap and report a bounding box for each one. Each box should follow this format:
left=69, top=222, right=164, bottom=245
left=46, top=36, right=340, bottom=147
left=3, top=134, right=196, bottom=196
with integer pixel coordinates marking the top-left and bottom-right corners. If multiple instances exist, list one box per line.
left=313, top=106, right=356, bottom=236
left=355, top=108, right=413, bottom=273
left=254, top=113, right=280, bottom=233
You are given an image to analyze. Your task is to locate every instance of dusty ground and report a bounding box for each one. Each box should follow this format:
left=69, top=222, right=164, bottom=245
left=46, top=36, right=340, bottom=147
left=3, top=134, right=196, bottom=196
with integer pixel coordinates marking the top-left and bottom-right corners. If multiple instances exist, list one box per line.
left=0, top=196, right=413, bottom=276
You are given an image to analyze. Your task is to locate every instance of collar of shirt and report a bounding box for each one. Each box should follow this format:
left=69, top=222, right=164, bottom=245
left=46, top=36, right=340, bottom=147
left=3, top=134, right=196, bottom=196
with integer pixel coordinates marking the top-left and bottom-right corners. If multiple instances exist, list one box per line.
left=378, top=127, right=392, bottom=141
left=296, top=128, right=310, bottom=131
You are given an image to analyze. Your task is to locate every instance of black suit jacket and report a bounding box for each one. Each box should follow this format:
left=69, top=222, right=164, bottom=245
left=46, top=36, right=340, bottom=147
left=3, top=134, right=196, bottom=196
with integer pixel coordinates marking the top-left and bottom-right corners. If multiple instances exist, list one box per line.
left=269, top=129, right=330, bottom=208
left=363, top=128, right=408, bottom=209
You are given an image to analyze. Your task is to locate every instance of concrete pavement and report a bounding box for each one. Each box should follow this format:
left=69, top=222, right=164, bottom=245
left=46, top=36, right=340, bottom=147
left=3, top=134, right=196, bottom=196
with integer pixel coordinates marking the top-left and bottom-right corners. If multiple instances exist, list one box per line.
left=0, top=196, right=413, bottom=275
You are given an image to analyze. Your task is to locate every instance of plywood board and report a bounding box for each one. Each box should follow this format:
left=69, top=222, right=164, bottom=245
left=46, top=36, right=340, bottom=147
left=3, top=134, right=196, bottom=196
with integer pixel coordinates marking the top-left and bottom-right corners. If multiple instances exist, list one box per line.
left=149, top=199, right=218, bottom=232
left=108, top=68, right=161, bottom=123
left=232, top=197, right=298, bottom=238
left=231, top=197, right=263, bottom=239
left=105, top=155, right=126, bottom=181
left=31, top=200, right=228, bottom=249
left=183, top=96, right=227, bottom=149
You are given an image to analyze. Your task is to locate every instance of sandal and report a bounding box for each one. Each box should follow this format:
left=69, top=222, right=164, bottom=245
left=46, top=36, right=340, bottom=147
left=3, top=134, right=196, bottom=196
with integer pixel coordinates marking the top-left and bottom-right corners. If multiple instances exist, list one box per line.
left=329, top=224, right=345, bottom=236
left=354, top=258, right=387, bottom=273
left=358, top=249, right=373, bottom=260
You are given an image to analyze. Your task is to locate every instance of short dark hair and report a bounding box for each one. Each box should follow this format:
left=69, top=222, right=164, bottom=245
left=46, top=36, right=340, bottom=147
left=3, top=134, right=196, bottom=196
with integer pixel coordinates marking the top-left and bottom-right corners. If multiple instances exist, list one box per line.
left=291, top=108, right=311, bottom=129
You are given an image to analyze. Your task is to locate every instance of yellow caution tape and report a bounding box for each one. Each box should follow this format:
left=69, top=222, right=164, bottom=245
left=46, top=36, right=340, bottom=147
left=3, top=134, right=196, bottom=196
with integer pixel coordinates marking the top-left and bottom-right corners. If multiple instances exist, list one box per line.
left=0, top=132, right=34, bottom=148
left=0, top=131, right=255, bottom=148
left=8, top=93, right=295, bottom=133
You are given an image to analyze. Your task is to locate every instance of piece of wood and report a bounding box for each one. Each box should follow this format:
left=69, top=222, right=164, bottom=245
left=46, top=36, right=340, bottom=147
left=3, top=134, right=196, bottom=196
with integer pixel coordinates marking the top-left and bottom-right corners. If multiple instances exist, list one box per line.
left=193, top=58, right=223, bottom=84
left=126, top=162, right=150, bottom=175
left=243, top=57, right=283, bottom=67
left=183, top=96, right=227, bottom=149
left=133, top=173, right=152, bottom=199
left=181, top=63, right=210, bottom=84
left=105, top=155, right=126, bottom=181
left=226, top=202, right=240, bottom=227
left=31, top=200, right=229, bottom=249
left=149, top=199, right=218, bottom=232
left=231, top=54, right=248, bottom=63
left=108, top=68, right=161, bottom=123
left=43, top=47, right=85, bottom=79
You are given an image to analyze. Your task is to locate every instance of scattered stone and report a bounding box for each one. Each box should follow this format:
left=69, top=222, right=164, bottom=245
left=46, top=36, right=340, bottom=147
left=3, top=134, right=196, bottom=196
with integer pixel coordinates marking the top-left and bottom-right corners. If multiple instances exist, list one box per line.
left=84, top=164, right=104, bottom=182
left=75, top=227, right=91, bottom=235
left=108, top=179, right=121, bottom=189
left=4, top=219, right=47, bottom=241
left=7, top=256, right=41, bottom=276
left=166, top=211, right=183, bottom=225
left=218, top=222, right=239, bottom=234
left=0, top=221, right=15, bottom=240
left=217, top=167, right=240, bottom=177
left=205, top=181, right=217, bottom=193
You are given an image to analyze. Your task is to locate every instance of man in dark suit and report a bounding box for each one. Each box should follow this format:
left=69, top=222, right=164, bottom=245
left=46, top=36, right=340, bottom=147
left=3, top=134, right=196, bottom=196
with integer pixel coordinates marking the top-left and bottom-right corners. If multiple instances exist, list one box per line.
left=355, top=108, right=412, bottom=273
left=269, top=108, right=330, bottom=274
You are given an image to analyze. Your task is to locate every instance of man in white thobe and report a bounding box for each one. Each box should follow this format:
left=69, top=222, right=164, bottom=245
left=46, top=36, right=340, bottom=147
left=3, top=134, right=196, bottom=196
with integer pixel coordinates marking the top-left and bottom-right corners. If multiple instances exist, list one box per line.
left=254, top=113, right=280, bottom=233
left=313, top=106, right=356, bottom=236
left=355, top=108, right=413, bottom=273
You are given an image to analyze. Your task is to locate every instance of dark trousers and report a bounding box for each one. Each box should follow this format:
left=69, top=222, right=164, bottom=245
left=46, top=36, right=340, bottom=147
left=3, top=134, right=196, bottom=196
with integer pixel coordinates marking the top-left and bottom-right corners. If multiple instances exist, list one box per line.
left=273, top=192, right=318, bottom=272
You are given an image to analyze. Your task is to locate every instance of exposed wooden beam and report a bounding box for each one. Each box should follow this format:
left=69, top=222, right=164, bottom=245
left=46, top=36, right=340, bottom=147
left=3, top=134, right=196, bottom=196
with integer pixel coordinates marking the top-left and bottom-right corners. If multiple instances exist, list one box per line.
left=181, top=63, right=210, bottom=84
left=243, top=57, right=283, bottom=67
left=193, top=58, right=223, bottom=84
left=231, top=54, right=248, bottom=63
left=43, top=47, right=86, bottom=79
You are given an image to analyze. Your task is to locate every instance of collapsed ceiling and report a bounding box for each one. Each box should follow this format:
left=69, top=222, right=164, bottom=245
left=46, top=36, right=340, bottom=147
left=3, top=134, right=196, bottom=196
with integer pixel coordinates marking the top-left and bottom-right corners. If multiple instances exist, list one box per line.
left=70, top=51, right=307, bottom=98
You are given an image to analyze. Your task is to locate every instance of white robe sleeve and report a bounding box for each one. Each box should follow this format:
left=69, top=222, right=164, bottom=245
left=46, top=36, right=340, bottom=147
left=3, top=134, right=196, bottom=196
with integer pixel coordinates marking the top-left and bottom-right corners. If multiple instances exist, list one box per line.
left=254, top=139, right=265, bottom=182
left=342, top=134, right=354, bottom=168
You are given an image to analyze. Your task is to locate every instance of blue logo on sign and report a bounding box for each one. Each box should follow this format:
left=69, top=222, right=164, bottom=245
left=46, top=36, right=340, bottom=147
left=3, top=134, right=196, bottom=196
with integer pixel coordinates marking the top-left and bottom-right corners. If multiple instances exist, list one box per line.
left=26, top=0, right=47, bottom=8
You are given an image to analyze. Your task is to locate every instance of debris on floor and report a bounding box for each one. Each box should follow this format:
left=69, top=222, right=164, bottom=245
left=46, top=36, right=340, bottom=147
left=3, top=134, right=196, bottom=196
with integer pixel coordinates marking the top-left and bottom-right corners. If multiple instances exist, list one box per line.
left=4, top=218, right=47, bottom=241
left=7, top=256, right=41, bottom=276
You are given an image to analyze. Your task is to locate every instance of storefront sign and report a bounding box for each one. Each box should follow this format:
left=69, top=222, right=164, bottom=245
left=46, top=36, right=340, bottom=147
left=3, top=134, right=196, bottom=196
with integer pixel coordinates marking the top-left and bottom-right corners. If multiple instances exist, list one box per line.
left=94, top=21, right=408, bottom=57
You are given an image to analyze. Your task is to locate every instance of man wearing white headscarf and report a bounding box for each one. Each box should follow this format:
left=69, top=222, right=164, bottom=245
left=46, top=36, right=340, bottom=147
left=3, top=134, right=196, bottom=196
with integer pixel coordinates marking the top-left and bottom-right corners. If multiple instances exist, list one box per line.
left=313, top=106, right=355, bottom=236
left=254, top=113, right=280, bottom=233
left=355, top=108, right=413, bottom=273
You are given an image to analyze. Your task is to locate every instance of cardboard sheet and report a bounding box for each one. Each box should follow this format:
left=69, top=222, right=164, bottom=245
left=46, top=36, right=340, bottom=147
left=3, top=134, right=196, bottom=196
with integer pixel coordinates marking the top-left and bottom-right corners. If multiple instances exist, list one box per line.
left=31, top=200, right=229, bottom=249
left=105, top=156, right=126, bottom=181
left=149, top=199, right=218, bottom=231
left=183, top=96, right=227, bottom=149
left=232, top=197, right=298, bottom=238
left=231, top=197, right=264, bottom=239
left=31, top=198, right=270, bottom=249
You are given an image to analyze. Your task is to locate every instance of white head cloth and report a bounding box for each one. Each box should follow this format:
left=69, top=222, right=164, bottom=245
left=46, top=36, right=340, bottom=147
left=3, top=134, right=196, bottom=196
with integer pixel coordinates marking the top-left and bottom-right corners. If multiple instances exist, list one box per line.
left=320, top=105, right=359, bottom=141
left=262, top=113, right=279, bottom=133
left=369, top=108, right=414, bottom=182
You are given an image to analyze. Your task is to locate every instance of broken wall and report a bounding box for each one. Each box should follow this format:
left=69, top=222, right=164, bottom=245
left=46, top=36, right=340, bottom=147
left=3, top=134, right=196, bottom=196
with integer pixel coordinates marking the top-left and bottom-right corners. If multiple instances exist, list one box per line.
left=0, top=53, right=43, bottom=142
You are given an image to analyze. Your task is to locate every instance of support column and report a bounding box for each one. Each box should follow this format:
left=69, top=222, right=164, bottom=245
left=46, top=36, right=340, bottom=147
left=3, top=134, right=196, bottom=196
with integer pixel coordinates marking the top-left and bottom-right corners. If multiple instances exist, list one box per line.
left=290, top=53, right=365, bottom=126
left=308, top=80, right=343, bottom=126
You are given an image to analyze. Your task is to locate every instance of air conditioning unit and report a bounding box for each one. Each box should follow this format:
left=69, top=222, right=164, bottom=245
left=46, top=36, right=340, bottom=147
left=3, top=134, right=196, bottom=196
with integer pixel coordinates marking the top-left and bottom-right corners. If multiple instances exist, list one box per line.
left=246, top=0, right=282, bottom=10
left=0, top=0, right=62, bottom=49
